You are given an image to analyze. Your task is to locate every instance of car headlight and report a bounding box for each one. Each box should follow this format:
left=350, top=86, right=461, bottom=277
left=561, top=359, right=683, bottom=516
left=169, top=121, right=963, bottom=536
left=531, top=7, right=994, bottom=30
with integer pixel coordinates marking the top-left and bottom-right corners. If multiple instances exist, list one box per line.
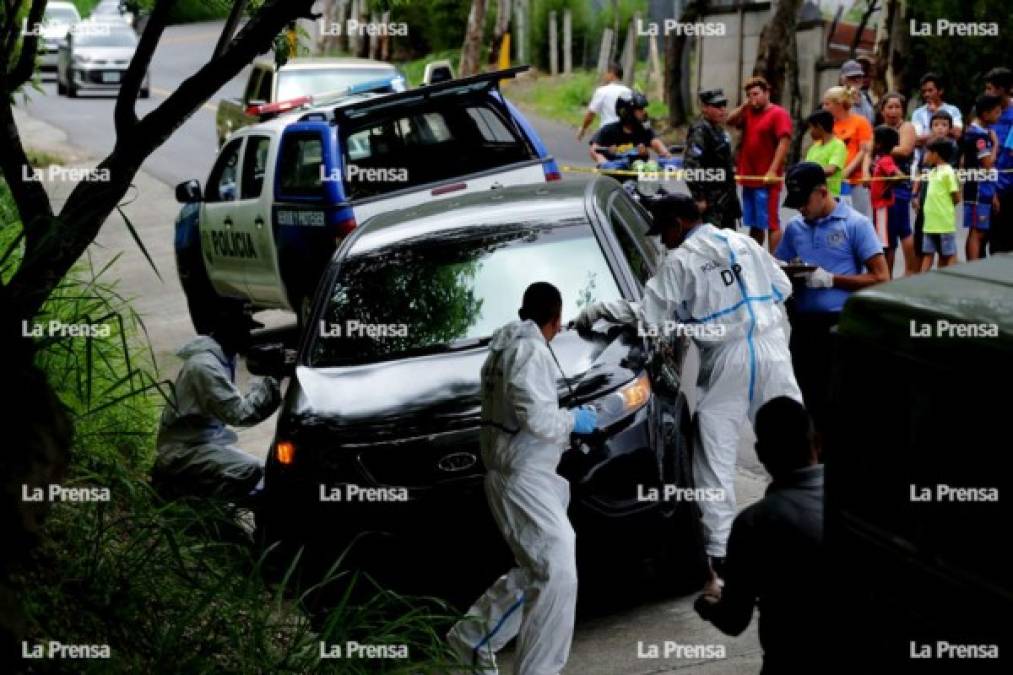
left=73, top=54, right=91, bottom=65
left=586, top=372, right=651, bottom=429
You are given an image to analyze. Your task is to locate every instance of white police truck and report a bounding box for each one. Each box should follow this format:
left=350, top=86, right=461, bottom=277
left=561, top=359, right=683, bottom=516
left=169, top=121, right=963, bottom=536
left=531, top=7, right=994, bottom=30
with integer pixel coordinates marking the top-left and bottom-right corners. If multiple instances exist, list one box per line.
left=174, top=67, right=562, bottom=334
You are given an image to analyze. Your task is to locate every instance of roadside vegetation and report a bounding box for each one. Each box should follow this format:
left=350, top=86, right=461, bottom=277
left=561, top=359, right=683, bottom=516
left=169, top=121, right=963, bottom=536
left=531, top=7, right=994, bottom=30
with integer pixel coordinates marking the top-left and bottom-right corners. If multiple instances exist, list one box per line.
left=1, top=170, right=455, bottom=671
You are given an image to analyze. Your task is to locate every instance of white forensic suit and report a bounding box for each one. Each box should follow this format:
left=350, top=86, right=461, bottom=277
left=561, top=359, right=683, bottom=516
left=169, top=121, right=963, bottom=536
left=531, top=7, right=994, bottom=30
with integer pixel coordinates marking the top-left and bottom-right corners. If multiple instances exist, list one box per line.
left=154, top=336, right=281, bottom=500
left=448, top=319, right=578, bottom=675
left=576, top=223, right=802, bottom=558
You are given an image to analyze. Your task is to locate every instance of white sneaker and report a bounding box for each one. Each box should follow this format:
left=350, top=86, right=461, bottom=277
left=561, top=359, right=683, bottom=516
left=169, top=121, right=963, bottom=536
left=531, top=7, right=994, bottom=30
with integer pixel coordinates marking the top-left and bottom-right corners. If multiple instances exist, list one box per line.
left=447, top=628, right=498, bottom=675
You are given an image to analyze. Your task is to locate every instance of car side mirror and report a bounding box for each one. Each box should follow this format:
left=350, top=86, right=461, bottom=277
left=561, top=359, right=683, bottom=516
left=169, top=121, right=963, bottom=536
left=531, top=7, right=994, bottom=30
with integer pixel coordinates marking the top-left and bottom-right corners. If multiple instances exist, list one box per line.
left=246, top=342, right=296, bottom=379
left=175, top=179, right=202, bottom=203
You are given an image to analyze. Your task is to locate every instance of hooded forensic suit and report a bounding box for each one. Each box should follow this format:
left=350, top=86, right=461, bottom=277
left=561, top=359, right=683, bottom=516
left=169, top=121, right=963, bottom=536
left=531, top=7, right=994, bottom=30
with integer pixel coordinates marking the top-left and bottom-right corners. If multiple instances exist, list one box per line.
left=577, top=223, right=802, bottom=558
left=448, top=319, right=579, bottom=675
left=154, top=336, right=281, bottom=500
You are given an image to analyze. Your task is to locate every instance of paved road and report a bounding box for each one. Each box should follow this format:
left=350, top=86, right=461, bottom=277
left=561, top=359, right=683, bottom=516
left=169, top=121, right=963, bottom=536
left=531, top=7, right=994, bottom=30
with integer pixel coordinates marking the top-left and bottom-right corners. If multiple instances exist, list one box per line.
left=13, top=21, right=785, bottom=674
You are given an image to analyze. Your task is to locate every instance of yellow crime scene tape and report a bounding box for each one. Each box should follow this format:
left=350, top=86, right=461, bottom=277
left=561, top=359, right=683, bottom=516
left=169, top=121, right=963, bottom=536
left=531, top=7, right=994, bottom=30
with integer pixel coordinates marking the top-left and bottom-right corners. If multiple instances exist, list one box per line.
left=559, top=165, right=1013, bottom=183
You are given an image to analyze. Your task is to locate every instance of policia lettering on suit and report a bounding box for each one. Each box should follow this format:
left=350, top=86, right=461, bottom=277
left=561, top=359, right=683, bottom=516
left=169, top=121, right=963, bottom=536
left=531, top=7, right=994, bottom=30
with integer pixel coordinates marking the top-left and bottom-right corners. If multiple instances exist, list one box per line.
left=683, top=89, right=742, bottom=230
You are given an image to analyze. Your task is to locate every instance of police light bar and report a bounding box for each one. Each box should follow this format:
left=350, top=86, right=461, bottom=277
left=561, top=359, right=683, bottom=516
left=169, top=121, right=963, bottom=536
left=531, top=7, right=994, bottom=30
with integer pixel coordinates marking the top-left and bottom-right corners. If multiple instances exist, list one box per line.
left=247, top=76, right=405, bottom=121
left=246, top=96, right=312, bottom=119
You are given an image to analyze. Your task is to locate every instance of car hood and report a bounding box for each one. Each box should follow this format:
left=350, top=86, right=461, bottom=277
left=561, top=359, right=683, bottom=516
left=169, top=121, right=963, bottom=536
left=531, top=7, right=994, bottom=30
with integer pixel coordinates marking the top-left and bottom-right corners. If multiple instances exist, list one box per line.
left=73, top=46, right=134, bottom=60
left=289, top=326, right=639, bottom=434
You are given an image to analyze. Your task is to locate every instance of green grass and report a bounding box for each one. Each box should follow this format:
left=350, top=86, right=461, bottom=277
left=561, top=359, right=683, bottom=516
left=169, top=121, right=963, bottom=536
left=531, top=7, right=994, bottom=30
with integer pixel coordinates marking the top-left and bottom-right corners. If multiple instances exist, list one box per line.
left=2, top=174, right=459, bottom=672
left=503, top=66, right=669, bottom=130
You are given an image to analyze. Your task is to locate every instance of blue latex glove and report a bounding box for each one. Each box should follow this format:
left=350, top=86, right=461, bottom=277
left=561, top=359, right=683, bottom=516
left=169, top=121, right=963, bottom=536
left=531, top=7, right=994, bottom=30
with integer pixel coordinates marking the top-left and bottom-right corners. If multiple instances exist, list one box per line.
left=572, top=405, right=598, bottom=435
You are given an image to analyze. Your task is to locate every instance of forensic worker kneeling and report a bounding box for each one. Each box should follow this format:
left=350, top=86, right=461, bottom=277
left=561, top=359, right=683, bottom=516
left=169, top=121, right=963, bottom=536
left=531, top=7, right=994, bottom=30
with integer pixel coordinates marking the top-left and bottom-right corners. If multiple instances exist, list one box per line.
left=573, top=193, right=802, bottom=596
left=694, top=397, right=827, bottom=675
left=447, top=282, right=597, bottom=675
left=153, top=320, right=281, bottom=502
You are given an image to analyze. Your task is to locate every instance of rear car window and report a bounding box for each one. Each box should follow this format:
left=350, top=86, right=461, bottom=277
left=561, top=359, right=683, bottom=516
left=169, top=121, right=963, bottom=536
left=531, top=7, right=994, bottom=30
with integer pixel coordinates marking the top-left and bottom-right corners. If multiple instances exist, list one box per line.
left=339, top=101, right=535, bottom=200
left=277, top=133, right=323, bottom=197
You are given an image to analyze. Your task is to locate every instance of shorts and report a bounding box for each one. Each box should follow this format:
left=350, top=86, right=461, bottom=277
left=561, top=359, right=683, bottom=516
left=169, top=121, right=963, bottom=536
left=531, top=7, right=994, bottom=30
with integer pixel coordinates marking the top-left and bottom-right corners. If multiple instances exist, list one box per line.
left=922, top=232, right=957, bottom=257
left=873, top=206, right=889, bottom=247
left=742, top=185, right=780, bottom=231
left=886, top=197, right=912, bottom=248
left=962, top=201, right=991, bottom=231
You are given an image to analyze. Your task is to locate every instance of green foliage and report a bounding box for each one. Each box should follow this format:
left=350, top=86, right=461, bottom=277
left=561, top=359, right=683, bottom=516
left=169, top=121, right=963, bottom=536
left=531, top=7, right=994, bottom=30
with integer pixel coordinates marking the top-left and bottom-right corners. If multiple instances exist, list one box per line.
left=390, top=0, right=472, bottom=55
left=72, top=0, right=101, bottom=17
left=2, top=173, right=456, bottom=671
left=529, top=0, right=593, bottom=70
left=905, top=0, right=1013, bottom=117
left=165, top=0, right=230, bottom=24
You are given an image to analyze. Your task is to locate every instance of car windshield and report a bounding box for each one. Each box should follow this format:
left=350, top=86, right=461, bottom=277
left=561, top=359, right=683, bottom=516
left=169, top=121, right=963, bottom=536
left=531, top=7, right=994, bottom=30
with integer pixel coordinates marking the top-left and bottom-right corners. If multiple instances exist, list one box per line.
left=308, top=222, right=622, bottom=366
left=277, top=68, right=396, bottom=100
left=73, top=25, right=136, bottom=47
left=45, top=7, right=79, bottom=24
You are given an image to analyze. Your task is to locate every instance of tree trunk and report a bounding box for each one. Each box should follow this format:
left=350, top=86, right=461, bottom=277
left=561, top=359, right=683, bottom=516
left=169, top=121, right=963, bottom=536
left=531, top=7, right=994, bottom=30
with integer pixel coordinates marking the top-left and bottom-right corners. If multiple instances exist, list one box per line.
left=664, top=1, right=705, bottom=127
left=459, top=0, right=487, bottom=76
left=786, top=24, right=805, bottom=164
left=488, top=0, right=511, bottom=65
left=885, top=0, right=911, bottom=97
left=752, top=0, right=804, bottom=104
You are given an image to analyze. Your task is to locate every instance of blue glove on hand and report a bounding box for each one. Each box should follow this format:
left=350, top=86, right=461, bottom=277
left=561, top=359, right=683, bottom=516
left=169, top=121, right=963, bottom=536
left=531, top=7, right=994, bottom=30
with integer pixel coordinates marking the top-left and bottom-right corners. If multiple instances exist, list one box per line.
left=572, top=405, right=598, bottom=435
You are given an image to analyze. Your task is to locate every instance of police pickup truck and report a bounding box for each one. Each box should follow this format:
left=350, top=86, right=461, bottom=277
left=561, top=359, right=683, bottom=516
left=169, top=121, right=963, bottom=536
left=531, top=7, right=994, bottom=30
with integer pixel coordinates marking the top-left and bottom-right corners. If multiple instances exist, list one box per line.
left=176, top=66, right=562, bottom=334
left=215, top=57, right=406, bottom=146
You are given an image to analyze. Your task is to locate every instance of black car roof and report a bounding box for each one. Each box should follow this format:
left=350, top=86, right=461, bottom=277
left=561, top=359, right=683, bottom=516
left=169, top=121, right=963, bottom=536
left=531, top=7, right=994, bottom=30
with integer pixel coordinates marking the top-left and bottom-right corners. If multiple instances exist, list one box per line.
left=345, top=176, right=610, bottom=255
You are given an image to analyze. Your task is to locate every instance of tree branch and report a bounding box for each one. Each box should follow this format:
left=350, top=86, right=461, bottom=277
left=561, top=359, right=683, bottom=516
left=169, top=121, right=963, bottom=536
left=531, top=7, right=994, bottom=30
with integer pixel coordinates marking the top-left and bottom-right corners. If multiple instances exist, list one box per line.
left=7, top=0, right=47, bottom=91
left=114, top=0, right=174, bottom=136
left=5, top=0, right=317, bottom=322
left=0, top=98, right=52, bottom=228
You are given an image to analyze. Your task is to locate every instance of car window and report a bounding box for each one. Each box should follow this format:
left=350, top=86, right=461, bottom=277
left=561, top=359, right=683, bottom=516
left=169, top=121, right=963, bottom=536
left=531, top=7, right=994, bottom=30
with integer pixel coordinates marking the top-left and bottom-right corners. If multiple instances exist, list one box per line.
left=607, top=192, right=657, bottom=286
left=71, top=25, right=136, bottom=47
left=255, top=70, right=273, bottom=103
left=340, top=101, right=533, bottom=200
left=276, top=67, right=396, bottom=100
left=244, top=69, right=263, bottom=104
left=205, top=138, right=243, bottom=203
left=241, top=135, right=271, bottom=199
left=278, top=133, right=323, bottom=197
left=310, top=223, right=622, bottom=366
left=45, top=6, right=79, bottom=23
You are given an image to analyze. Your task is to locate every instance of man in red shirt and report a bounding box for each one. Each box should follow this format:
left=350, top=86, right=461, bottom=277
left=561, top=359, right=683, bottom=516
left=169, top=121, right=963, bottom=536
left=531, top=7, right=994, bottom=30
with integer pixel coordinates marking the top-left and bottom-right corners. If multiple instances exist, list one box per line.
left=728, top=76, right=793, bottom=252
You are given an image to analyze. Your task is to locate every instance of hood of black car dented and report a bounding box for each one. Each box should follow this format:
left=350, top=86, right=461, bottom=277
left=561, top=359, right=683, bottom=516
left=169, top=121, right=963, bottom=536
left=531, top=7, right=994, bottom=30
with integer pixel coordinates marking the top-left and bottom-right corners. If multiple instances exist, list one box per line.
left=290, top=327, right=640, bottom=426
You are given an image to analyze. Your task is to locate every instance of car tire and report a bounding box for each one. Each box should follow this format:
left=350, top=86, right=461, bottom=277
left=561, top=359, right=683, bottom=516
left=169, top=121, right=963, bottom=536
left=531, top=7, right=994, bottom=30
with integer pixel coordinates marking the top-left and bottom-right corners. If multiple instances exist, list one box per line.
left=177, top=241, right=247, bottom=337
left=67, top=80, right=77, bottom=98
left=57, top=78, right=66, bottom=95
left=139, top=87, right=150, bottom=99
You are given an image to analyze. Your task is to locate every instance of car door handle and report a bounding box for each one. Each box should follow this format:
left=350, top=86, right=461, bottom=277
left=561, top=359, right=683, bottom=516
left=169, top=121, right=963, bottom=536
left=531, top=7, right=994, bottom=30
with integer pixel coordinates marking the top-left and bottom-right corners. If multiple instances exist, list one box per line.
left=254, top=216, right=265, bottom=229
left=223, top=217, right=233, bottom=228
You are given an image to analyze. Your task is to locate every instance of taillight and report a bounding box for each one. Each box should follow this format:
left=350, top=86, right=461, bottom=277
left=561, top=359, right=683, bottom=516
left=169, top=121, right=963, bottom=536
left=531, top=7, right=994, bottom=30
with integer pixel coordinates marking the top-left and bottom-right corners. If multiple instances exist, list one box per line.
left=335, top=216, right=357, bottom=236
left=275, top=440, right=296, bottom=466
left=544, top=170, right=562, bottom=181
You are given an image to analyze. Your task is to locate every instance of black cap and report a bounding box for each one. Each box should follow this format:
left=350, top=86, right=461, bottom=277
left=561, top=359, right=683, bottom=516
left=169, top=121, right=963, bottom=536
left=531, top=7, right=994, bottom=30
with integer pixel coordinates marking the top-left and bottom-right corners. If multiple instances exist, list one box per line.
left=644, top=193, right=700, bottom=234
left=699, top=89, right=728, bottom=106
left=783, top=162, right=828, bottom=209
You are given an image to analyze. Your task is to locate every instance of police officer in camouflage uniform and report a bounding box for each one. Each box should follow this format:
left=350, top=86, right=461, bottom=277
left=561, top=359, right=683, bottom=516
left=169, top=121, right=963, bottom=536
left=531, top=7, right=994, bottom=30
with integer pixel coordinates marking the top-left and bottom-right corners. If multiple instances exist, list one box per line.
left=683, top=89, right=741, bottom=230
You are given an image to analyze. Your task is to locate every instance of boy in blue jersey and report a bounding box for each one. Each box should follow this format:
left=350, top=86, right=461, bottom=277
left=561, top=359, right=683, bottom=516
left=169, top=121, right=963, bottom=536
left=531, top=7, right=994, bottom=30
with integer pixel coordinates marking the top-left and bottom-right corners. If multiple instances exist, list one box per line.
left=960, top=95, right=1002, bottom=260
left=984, top=67, right=1013, bottom=253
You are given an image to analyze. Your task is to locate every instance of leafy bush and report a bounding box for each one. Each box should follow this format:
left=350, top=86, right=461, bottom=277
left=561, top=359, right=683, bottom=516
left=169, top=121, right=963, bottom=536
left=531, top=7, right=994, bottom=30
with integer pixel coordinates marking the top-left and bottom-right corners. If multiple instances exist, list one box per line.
left=3, top=176, right=457, bottom=672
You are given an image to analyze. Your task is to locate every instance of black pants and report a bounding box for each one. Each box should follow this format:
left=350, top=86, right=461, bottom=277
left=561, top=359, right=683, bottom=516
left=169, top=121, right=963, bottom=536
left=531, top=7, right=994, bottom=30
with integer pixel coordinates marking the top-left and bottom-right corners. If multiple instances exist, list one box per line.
left=990, top=189, right=1013, bottom=254
left=787, top=310, right=841, bottom=433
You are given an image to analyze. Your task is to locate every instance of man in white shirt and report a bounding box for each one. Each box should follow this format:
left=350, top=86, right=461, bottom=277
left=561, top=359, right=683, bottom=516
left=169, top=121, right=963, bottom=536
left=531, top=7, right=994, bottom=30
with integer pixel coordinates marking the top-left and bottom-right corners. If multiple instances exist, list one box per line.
left=577, top=62, right=632, bottom=140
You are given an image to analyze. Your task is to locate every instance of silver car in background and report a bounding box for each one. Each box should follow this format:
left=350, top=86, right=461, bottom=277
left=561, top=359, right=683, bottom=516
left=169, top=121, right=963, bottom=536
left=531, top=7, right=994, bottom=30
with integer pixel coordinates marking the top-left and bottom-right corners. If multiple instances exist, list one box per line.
left=56, top=21, right=149, bottom=98
left=34, top=0, right=81, bottom=71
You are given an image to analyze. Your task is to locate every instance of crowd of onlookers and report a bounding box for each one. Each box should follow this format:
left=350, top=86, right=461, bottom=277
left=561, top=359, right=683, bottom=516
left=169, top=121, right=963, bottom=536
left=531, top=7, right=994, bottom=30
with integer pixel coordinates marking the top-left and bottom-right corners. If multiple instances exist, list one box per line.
left=802, top=60, right=1013, bottom=274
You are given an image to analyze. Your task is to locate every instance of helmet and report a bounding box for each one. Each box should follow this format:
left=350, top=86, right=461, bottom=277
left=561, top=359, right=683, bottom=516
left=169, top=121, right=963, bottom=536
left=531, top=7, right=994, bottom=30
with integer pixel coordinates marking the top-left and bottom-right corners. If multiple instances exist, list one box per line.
left=615, top=91, right=650, bottom=124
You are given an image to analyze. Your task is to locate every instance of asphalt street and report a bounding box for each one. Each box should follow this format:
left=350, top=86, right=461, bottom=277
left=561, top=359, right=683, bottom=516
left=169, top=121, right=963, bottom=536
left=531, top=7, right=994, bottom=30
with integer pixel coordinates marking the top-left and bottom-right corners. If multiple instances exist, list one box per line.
left=8, top=20, right=867, bottom=673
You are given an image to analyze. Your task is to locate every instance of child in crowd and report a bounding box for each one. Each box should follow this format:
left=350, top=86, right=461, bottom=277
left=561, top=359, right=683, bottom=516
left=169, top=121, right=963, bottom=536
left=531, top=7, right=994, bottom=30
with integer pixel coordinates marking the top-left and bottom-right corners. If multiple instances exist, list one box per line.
left=912, top=110, right=960, bottom=265
left=804, top=110, right=847, bottom=197
left=960, top=95, right=1002, bottom=260
left=929, top=110, right=960, bottom=167
left=870, top=126, right=904, bottom=255
left=913, top=137, right=961, bottom=270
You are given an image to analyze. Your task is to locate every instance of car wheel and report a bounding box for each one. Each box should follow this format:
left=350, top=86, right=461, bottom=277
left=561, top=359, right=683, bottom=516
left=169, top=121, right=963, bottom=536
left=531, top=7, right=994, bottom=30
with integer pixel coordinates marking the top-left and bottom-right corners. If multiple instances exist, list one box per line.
left=139, top=87, right=150, bottom=99
left=57, top=78, right=66, bottom=95
left=67, top=80, right=77, bottom=98
left=177, top=243, right=247, bottom=336
left=654, top=397, right=709, bottom=595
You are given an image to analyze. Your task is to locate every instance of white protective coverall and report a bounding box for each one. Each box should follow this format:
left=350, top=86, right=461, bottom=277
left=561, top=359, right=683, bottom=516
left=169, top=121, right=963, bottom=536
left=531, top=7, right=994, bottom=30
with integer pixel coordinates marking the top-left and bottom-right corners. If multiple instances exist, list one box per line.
left=448, top=319, right=578, bottom=675
left=577, top=223, right=801, bottom=558
left=154, top=336, right=281, bottom=500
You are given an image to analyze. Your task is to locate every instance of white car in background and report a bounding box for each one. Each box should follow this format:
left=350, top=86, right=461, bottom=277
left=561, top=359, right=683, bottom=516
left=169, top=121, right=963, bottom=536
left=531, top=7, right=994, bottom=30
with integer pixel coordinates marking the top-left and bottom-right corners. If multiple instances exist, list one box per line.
left=56, top=21, right=149, bottom=98
left=34, top=1, right=81, bottom=71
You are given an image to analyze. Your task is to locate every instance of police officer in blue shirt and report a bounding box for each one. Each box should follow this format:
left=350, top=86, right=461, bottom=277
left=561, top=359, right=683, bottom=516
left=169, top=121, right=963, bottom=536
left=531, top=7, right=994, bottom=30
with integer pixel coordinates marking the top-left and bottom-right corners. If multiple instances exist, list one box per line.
left=775, top=162, right=889, bottom=430
left=985, top=67, right=1013, bottom=253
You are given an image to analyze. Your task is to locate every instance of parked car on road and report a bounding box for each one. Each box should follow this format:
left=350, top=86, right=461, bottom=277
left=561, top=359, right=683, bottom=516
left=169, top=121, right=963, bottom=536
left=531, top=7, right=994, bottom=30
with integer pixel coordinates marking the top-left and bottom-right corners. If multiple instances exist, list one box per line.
left=56, top=20, right=149, bottom=97
left=34, top=0, right=81, bottom=71
left=175, top=67, right=562, bottom=335
left=216, top=57, right=407, bottom=146
left=252, top=176, right=709, bottom=598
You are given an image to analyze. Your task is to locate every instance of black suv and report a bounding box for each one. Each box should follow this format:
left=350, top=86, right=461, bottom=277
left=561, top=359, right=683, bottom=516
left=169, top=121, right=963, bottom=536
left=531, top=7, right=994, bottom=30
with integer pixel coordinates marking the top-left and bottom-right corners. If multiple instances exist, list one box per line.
left=255, top=176, right=708, bottom=597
